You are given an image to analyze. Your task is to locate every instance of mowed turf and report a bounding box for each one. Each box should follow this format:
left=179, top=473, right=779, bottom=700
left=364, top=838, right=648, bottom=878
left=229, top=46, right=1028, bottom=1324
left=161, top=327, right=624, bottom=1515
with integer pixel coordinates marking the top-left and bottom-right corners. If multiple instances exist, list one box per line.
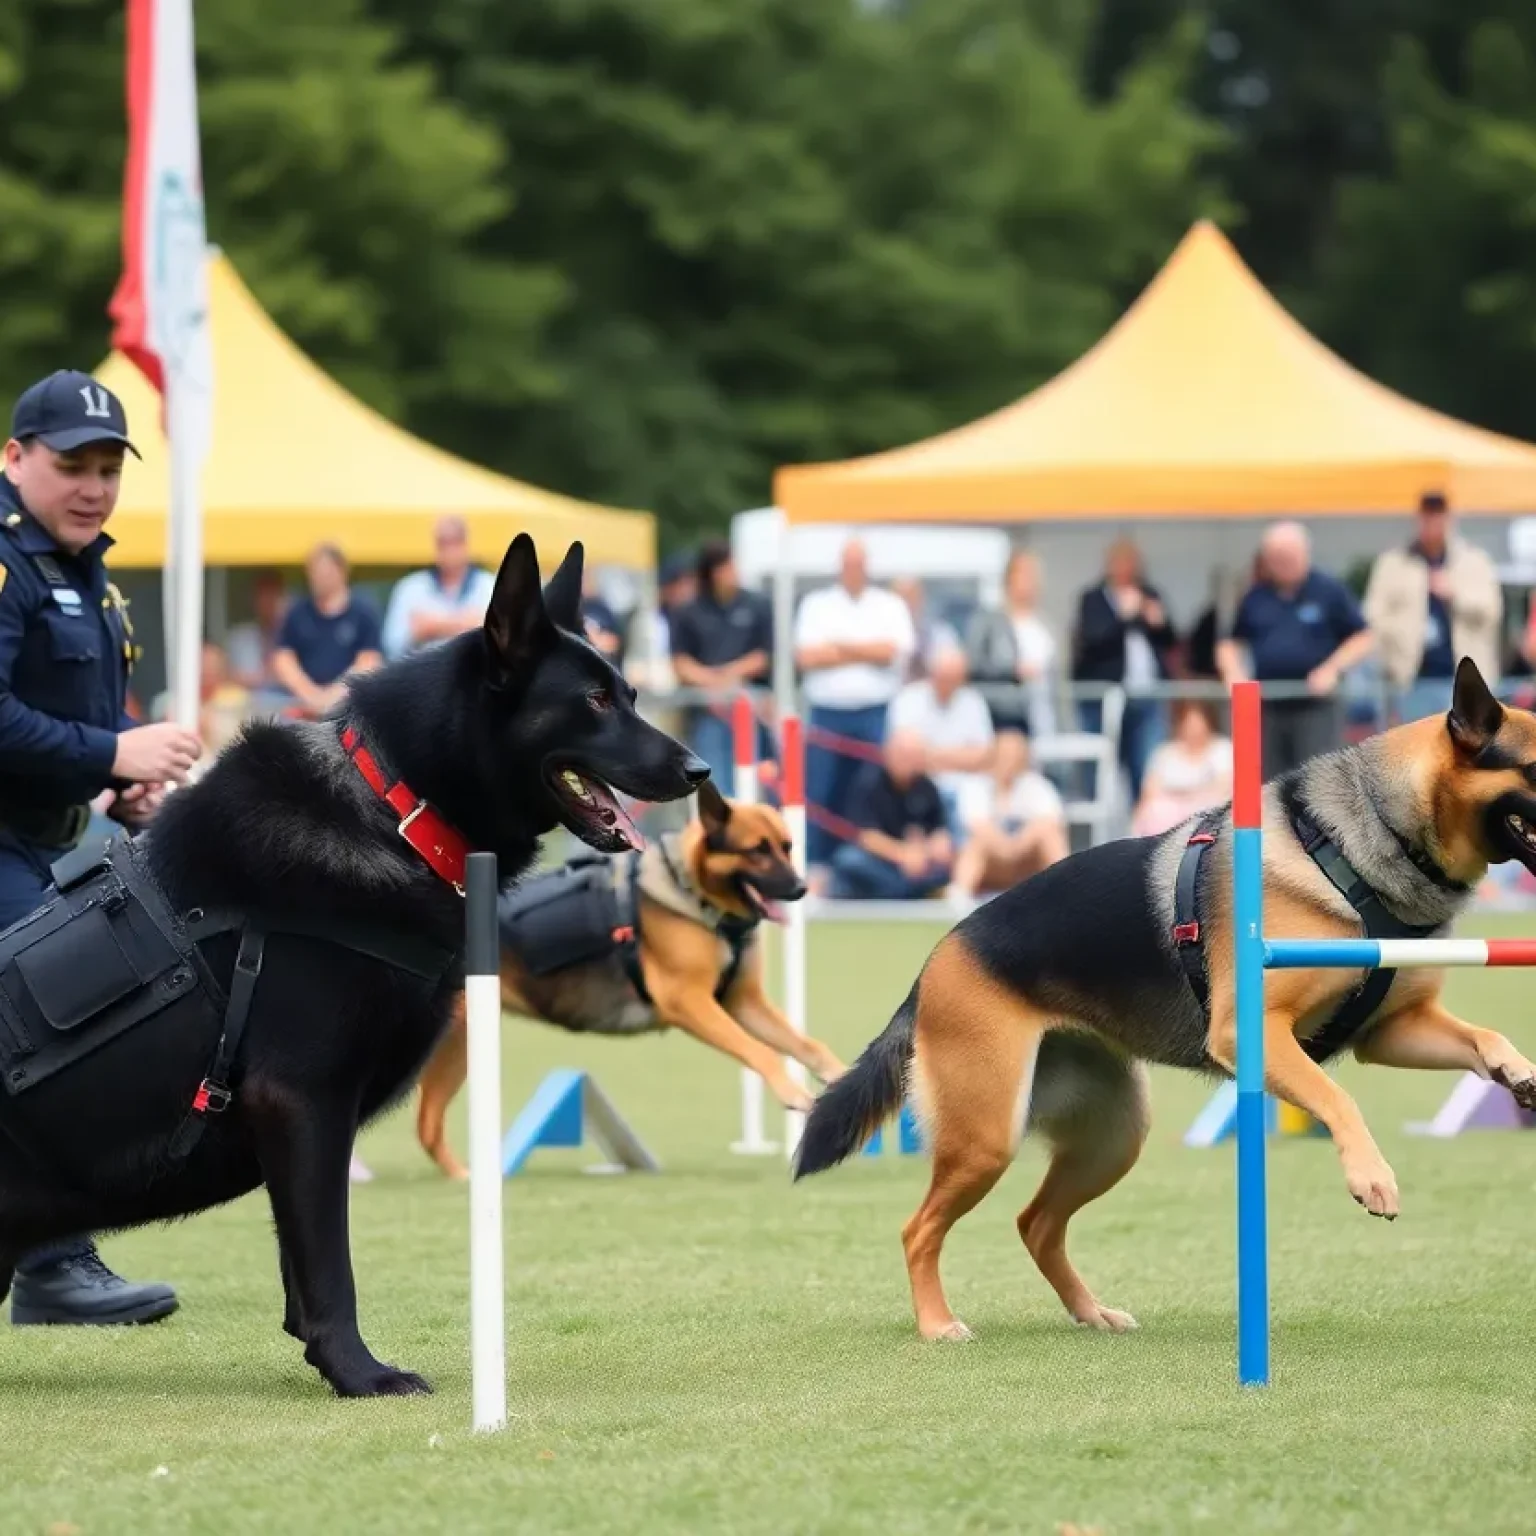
left=4, top=915, right=1536, bottom=1535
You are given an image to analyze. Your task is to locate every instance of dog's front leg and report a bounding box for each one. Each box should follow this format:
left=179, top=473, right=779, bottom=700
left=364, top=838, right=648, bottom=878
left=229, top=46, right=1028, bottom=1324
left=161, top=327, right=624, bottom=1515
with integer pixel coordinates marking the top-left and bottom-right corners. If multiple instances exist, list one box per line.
left=727, top=984, right=844, bottom=1085
left=1356, top=996, right=1536, bottom=1109
left=278, top=1239, right=305, bottom=1343
left=651, top=985, right=817, bottom=1112
left=248, top=1089, right=431, bottom=1397
left=1208, top=1001, right=1400, bottom=1218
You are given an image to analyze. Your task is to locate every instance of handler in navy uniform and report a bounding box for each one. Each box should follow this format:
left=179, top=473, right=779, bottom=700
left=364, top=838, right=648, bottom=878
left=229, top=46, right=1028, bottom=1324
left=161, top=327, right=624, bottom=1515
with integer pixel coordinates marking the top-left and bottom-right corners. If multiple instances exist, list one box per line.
left=0, top=369, right=203, bottom=1325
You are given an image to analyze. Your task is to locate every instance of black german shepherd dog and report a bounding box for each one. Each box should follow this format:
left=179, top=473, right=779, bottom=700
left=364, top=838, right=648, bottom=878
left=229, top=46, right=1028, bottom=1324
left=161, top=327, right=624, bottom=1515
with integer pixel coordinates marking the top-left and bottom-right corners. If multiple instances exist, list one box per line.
left=0, top=532, right=706, bottom=1397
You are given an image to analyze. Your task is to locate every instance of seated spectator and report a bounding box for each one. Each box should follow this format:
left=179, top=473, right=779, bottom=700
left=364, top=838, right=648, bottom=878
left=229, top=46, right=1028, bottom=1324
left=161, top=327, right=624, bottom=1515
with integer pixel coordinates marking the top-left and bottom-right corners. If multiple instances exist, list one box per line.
left=272, top=543, right=384, bottom=718
left=965, top=549, right=1057, bottom=735
left=891, top=577, right=961, bottom=681
left=225, top=568, right=288, bottom=688
left=669, top=541, right=773, bottom=785
left=199, top=641, right=253, bottom=756
left=627, top=550, right=696, bottom=695
left=949, top=731, right=1069, bottom=904
left=1130, top=700, right=1233, bottom=838
left=887, top=644, right=995, bottom=830
left=380, top=514, right=496, bottom=661
left=831, top=730, right=953, bottom=900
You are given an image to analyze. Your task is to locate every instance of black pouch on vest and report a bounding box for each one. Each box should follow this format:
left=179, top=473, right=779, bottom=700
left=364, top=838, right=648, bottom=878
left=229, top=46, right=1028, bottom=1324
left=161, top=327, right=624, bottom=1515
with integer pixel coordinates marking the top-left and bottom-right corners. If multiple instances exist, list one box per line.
left=0, top=838, right=200, bottom=1096
left=497, top=856, right=621, bottom=977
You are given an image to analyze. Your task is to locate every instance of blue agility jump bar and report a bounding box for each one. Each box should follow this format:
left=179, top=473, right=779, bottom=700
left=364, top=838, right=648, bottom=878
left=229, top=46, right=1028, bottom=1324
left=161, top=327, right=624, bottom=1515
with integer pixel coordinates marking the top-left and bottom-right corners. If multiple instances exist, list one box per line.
left=1264, top=939, right=1381, bottom=970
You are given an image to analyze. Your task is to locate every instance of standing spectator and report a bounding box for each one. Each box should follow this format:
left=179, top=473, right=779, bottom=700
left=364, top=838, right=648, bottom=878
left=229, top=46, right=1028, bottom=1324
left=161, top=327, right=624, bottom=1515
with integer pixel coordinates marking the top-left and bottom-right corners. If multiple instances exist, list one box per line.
left=669, top=541, right=773, bottom=785
left=830, top=730, right=953, bottom=900
left=949, top=731, right=1070, bottom=905
left=887, top=644, right=995, bottom=830
left=272, top=543, right=384, bottom=718
left=1071, top=539, right=1176, bottom=800
left=1130, top=700, right=1233, bottom=837
left=225, top=568, right=287, bottom=689
left=1364, top=491, right=1503, bottom=722
left=380, top=514, right=495, bottom=662
left=965, top=549, right=1058, bottom=735
left=627, top=550, right=696, bottom=695
left=1217, top=522, right=1376, bottom=778
left=793, top=539, right=916, bottom=881
left=891, top=577, right=961, bottom=682
left=580, top=568, right=625, bottom=668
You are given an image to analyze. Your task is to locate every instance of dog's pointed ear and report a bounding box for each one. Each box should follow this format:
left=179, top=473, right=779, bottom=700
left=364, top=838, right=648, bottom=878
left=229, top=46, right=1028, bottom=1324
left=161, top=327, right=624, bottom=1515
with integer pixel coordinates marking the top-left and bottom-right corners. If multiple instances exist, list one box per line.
left=542, top=541, right=585, bottom=633
left=697, top=779, right=731, bottom=843
left=1448, top=655, right=1504, bottom=756
left=484, top=533, right=553, bottom=689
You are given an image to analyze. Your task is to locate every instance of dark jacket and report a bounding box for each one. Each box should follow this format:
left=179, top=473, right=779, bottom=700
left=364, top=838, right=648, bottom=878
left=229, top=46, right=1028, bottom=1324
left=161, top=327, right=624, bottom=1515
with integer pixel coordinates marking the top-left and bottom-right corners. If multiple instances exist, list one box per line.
left=1071, top=582, right=1176, bottom=684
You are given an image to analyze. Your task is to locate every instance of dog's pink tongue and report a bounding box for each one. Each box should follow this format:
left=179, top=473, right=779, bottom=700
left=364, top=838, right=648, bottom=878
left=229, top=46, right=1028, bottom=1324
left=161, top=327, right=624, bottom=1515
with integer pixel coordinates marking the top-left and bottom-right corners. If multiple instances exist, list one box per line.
left=588, top=778, right=646, bottom=851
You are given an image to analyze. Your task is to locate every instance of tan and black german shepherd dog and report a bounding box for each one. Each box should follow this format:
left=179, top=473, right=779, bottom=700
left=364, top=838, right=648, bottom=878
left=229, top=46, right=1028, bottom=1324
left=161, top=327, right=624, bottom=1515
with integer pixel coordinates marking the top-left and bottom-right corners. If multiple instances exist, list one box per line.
left=417, top=780, right=845, bottom=1177
left=796, top=658, right=1536, bottom=1343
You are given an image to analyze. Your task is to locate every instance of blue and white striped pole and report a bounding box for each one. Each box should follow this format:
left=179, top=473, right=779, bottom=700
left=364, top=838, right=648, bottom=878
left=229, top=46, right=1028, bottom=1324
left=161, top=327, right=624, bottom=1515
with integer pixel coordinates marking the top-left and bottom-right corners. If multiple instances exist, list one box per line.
left=1232, top=681, right=1269, bottom=1388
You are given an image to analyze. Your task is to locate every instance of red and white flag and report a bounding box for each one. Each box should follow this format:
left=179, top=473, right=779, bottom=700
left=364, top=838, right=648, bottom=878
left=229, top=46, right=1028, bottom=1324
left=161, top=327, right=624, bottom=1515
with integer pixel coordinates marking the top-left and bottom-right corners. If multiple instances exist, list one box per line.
left=108, top=0, right=213, bottom=734
left=108, top=0, right=213, bottom=455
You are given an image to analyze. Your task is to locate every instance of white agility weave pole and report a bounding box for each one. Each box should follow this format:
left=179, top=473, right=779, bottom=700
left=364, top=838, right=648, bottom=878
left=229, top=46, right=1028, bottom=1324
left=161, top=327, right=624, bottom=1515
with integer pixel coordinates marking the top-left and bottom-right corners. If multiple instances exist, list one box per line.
left=781, top=714, right=809, bottom=1160
left=464, top=851, right=507, bottom=1433
left=729, top=693, right=778, bottom=1156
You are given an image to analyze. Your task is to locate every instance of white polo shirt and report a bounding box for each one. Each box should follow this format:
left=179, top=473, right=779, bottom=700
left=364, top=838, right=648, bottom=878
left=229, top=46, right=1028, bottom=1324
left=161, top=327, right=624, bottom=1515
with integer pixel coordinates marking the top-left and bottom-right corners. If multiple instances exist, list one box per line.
left=794, top=582, right=916, bottom=710
left=887, top=679, right=995, bottom=802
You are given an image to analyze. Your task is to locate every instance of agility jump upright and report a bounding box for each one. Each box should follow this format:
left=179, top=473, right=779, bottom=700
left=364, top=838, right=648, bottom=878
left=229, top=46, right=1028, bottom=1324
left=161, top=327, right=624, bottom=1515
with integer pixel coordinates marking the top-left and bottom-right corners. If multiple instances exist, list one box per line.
left=1230, top=681, right=1536, bottom=1389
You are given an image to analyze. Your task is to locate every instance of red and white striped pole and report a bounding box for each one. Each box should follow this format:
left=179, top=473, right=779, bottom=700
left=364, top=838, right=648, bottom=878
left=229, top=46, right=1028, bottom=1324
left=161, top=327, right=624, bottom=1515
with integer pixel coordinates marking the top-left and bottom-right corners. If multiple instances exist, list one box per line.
left=729, top=695, right=777, bottom=1156
left=781, top=714, right=809, bottom=1159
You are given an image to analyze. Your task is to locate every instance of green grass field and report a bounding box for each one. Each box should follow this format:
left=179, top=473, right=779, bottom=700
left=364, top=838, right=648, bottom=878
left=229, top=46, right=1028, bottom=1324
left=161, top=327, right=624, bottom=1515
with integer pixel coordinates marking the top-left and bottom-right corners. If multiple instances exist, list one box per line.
left=4, top=916, right=1536, bottom=1535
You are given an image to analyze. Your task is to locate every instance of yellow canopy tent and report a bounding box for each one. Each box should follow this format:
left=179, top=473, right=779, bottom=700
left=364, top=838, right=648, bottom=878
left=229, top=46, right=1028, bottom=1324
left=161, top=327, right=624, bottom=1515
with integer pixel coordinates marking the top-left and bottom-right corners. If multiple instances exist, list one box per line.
left=96, top=254, right=655, bottom=571
left=774, top=220, right=1536, bottom=524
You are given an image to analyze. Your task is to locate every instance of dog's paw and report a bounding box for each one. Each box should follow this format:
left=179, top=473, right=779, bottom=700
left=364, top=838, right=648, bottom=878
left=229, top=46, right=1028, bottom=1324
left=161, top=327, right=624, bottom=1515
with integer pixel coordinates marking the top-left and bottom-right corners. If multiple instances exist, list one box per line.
left=920, top=1317, right=975, bottom=1343
left=1491, top=1062, right=1536, bottom=1112
left=1344, top=1156, right=1399, bottom=1220
left=1072, top=1304, right=1139, bottom=1333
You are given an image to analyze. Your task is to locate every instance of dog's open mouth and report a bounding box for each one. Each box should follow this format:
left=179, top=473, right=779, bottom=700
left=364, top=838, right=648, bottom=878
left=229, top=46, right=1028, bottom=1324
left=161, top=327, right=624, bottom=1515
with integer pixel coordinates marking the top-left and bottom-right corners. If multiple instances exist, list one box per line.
left=1508, top=812, right=1536, bottom=856
left=548, top=765, right=646, bottom=853
left=741, top=883, right=788, bottom=924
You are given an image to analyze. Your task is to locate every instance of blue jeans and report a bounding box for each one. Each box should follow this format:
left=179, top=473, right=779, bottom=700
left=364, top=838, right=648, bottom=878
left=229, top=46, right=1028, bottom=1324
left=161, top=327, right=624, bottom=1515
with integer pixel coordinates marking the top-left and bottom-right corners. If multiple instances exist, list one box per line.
left=1396, top=677, right=1454, bottom=724
left=830, top=843, right=948, bottom=900
left=1078, top=696, right=1166, bottom=802
left=806, top=704, right=889, bottom=867
left=689, top=709, right=775, bottom=796
left=0, top=834, right=98, bottom=1273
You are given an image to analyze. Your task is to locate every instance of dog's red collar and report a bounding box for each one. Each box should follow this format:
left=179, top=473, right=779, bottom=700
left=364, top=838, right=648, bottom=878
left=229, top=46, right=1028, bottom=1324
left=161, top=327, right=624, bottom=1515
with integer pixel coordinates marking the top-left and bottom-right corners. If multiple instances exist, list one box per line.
left=341, top=726, right=471, bottom=896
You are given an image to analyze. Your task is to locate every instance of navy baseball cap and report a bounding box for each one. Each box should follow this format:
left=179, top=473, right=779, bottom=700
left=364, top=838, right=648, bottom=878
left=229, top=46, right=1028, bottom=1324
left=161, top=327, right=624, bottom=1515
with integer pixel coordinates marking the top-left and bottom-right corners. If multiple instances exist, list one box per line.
left=10, top=369, right=140, bottom=458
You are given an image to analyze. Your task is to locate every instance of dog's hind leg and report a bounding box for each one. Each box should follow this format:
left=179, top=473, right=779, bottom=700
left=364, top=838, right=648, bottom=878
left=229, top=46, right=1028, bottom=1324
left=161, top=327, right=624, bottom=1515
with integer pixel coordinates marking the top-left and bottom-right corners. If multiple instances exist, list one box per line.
left=416, top=995, right=470, bottom=1180
left=278, top=1239, right=305, bottom=1343
left=900, top=937, right=1045, bottom=1342
left=247, top=1084, right=431, bottom=1398
left=1017, top=1034, right=1149, bottom=1332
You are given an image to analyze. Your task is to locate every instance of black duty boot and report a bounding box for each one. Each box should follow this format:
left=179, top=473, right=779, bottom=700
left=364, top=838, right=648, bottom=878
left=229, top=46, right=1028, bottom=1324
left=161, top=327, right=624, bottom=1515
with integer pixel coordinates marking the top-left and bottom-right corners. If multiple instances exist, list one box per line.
left=11, top=1240, right=178, bottom=1326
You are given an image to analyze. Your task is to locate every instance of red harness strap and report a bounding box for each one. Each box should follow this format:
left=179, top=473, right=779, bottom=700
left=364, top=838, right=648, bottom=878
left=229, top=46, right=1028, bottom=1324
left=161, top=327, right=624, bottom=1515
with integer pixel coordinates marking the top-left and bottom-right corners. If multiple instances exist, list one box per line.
left=341, top=725, right=472, bottom=895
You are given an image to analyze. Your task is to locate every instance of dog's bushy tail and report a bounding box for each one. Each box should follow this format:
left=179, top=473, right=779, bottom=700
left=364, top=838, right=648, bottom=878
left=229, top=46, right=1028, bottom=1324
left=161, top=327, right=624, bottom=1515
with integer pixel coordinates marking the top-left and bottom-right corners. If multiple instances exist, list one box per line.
left=793, top=981, right=919, bottom=1180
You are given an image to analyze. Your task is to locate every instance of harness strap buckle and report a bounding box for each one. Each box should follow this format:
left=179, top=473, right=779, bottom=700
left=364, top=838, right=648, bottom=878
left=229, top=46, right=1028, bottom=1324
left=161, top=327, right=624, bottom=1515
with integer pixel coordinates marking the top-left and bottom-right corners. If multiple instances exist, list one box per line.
left=398, top=800, right=428, bottom=837
left=1188, top=832, right=1216, bottom=846
left=192, top=1079, right=232, bottom=1115
left=1172, top=921, right=1200, bottom=945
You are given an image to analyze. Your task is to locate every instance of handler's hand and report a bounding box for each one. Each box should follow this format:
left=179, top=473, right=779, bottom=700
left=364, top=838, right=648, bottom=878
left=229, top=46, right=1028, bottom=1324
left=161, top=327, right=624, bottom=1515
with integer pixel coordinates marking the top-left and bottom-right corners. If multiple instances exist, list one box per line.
left=112, top=722, right=202, bottom=784
left=108, top=781, right=166, bottom=828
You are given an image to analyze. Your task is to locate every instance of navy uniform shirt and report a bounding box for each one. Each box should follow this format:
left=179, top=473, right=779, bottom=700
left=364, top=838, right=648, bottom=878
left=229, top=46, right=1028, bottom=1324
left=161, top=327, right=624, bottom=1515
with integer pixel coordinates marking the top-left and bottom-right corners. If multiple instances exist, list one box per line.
left=1231, top=570, right=1366, bottom=682
left=0, top=473, right=134, bottom=813
left=847, top=762, right=947, bottom=841
left=670, top=590, right=773, bottom=670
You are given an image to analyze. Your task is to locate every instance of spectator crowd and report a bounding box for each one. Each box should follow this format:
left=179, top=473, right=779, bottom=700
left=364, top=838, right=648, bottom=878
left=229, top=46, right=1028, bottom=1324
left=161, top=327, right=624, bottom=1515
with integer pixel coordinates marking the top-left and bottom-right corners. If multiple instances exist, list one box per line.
left=175, top=487, right=1527, bottom=911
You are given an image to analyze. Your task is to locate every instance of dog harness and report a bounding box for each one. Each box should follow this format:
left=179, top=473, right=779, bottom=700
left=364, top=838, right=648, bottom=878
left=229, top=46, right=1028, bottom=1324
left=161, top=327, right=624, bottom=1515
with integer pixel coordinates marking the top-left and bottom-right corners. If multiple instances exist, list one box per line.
left=1172, top=792, right=1443, bottom=1063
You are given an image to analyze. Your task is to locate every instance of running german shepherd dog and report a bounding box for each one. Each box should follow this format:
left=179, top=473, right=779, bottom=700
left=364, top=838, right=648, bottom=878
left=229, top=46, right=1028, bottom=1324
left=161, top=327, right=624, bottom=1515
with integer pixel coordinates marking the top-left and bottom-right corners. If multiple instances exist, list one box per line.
left=416, top=780, right=844, bottom=1178
left=795, top=658, right=1536, bottom=1342
left=0, top=533, right=706, bottom=1397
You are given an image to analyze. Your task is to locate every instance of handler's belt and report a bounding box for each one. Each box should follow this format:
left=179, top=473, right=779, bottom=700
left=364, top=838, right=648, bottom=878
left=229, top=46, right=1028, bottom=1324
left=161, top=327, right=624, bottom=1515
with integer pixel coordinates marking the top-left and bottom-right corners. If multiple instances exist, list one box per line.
left=0, top=802, right=91, bottom=850
left=1171, top=793, right=1439, bottom=1063
left=0, top=834, right=455, bottom=1173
